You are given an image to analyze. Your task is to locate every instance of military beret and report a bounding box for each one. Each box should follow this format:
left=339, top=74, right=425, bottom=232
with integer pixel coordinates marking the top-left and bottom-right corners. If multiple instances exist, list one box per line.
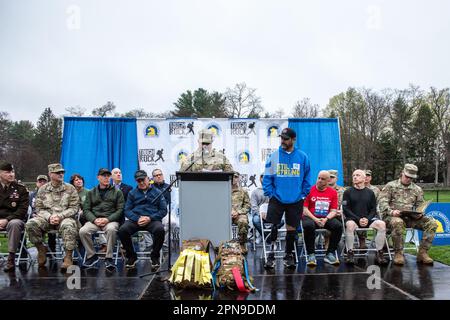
left=0, top=161, right=14, bottom=171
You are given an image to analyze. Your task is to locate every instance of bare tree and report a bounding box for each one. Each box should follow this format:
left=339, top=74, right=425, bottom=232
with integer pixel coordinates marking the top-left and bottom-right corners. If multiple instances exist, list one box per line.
left=291, top=98, right=320, bottom=118
left=92, top=101, right=116, bottom=117
left=65, top=106, right=86, bottom=116
left=224, top=83, right=263, bottom=118
left=428, top=87, right=450, bottom=186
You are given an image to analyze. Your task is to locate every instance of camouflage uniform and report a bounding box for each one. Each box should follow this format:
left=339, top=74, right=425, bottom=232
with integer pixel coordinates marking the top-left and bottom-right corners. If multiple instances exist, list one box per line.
left=180, top=148, right=233, bottom=172
left=379, top=179, right=437, bottom=252
left=232, top=187, right=251, bottom=245
left=180, top=129, right=234, bottom=172
left=332, top=185, right=346, bottom=208
left=26, top=182, right=80, bottom=251
left=367, top=184, right=381, bottom=200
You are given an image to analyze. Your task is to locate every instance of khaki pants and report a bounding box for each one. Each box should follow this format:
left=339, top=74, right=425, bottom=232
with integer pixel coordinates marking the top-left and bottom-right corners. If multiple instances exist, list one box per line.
left=79, top=221, right=119, bottom=259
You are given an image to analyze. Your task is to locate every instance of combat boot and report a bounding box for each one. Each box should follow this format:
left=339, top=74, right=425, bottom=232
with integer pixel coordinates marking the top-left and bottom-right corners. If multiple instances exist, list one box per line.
left=376, top=250, right=388, bottom=265
left=239, top=242, right=248, bottom=255
left=393, top=250, right=405, bottom=265
left=61, top=250, right=73, bottom=271
left=36, top=243, right=47, bottom=267
left=3, top=253, right=15, bottom=272
left=417, top=248, right=434, bottom=265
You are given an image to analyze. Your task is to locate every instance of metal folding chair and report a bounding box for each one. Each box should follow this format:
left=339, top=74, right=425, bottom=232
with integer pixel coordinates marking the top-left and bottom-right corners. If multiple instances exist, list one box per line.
left=260, top=211, right=298, bottom=264
left=82, top=230, right=123, bottom=265
left=340, top=213, right=392, bottom=260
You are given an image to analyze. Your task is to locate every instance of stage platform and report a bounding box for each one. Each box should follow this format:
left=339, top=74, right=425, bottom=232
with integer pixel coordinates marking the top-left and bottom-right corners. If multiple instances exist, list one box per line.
left=0, top=245, right=449, bottom=300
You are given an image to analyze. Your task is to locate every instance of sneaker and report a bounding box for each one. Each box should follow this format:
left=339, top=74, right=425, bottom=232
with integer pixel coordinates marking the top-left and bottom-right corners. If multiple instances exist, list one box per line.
left=283, top=253, right=296, bottom=269
left=324, top=252, right=340, bottom=265
left=104, top=258, right=116, bottom=270
left=151, top=256, right=160, bottom=271
left=83, top=254, right=99, bottom=268
left=264, top=253, right=275, bottom=269
left=306, top=254, right=317, bottom=267
left=345, top=250, right=355, bottom=265
left=125, top=256, right=138, bottom=269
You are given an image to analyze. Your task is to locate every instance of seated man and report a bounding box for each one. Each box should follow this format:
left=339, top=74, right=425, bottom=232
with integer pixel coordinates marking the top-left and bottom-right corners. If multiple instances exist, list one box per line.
left=79, top=168, right=124, bottom=269
left=379, top=164, right=438, bottom=265
left=302, top=170, right=342, bottom=266
left=0, top=161, right=29, bottom=272
left=118, top=170, right=167, bottom=271
left=343, top=169, right=387, bottom=265
left=26, top=163, right=80, bottom=271
left=231, top=172, right=251, bottom=254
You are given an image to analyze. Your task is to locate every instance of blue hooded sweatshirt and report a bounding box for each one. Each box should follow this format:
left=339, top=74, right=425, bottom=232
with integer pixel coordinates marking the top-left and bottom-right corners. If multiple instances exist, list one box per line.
left=262, top=146, right=312, bottom=204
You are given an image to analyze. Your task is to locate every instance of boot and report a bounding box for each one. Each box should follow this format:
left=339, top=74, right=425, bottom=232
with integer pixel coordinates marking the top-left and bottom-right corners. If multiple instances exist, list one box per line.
left=393, top=250, right=405, bottom=265
left=239, top=242, right=248, bottom=255
left=36, top=244, right=47, bottom=267
left=376, top=250, right=388, bottom=265
left=61, top=250, right=73, bottom=271
left=3, top=253, right=15, bottom=272
left=417, top=248, right=434, bottom=265
left=344, top=250, right=355, bottom=265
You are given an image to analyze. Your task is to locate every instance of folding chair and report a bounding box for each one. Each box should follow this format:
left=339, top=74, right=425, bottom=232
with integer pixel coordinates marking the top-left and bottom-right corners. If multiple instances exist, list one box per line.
left=340, top=214, right=392, bottom=260
left=0, top=210, right=34, bottom=266
left=82, top=230, right=123, bottom=266
left=260, top=211, right=298, bottom=264
left=299, top=219, right=331, bottom=259
left=133, top=230, right=164, bottom=264
left=385, top=227, right=420, bottom=255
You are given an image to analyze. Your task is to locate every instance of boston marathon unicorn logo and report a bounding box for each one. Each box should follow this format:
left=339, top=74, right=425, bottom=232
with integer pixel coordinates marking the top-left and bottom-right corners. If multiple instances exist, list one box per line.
left=267, top=124, right=280, bottom=138
left=238, top=151, right=251, bottom=164
left=206, top=123, right=221, bottom=137
left=176, top=150, right=188, bottom=163
left=144, top=123, right=159, bottom=138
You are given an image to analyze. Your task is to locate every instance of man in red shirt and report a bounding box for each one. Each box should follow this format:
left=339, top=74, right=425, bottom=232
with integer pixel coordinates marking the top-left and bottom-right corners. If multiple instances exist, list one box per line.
left=303, top=170, right=342, bottom=266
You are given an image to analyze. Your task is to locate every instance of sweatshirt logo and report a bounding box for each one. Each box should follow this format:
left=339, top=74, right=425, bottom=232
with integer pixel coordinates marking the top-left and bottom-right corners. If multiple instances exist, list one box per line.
left=276, top=163, right=300, bottom=176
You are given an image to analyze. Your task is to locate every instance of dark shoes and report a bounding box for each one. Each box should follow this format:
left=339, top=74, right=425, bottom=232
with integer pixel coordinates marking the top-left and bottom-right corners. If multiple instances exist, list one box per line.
left=3, top=254, right=15, bottom=272
left=376, top=250, right=388, bottom=265
left=104, top=258, right=116, bottom=271
left=283, top=253, right=296, bottom=269
left=264, top=253, right=275, bottom=269
left=83, top=254, right=99, bottom=268
left=125, top=256, right=138, bottom=269
left=151, top=256, right=160, bottom=272
left=345, top=250, right=355, bottom=265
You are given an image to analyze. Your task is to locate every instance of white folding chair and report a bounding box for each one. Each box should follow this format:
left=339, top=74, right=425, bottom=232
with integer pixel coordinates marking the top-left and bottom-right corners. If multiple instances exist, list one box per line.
left=340, top=213, right=392, bottom=260
left=82, top=230, right=123, bottom=265
left=299, top=219, right=331, bottom=259
left=260, top=211, right=298, bottom=264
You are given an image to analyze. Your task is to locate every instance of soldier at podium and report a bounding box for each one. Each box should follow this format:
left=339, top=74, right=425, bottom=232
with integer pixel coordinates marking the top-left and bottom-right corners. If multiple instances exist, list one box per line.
left=180, top=129, right=234, bottom=172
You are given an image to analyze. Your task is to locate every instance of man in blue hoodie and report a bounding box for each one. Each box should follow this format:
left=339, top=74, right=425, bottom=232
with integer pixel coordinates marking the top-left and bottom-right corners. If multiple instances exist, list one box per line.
left=118, top=170, right=167, bottom=271
left=263, top=127, right=311, bottom=269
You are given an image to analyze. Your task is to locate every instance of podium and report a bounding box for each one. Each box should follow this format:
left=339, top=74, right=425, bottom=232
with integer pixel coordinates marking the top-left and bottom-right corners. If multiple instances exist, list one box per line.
left=177, top=171, right=234, bottom=247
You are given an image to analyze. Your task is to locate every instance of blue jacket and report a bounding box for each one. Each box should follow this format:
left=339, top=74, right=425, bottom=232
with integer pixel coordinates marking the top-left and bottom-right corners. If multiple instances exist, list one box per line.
left=124, top=186, right=167, bottom=222
left=263, top=146, right=312, bottom=204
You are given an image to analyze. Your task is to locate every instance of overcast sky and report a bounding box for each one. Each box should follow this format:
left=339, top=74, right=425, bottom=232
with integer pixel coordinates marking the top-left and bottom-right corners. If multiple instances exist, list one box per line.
left=1, top=0, right=449, bottom=122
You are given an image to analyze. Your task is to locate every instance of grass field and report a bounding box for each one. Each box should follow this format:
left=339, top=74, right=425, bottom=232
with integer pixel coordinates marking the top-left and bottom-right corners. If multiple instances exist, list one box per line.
left=424, top=190, right=450, bottom=202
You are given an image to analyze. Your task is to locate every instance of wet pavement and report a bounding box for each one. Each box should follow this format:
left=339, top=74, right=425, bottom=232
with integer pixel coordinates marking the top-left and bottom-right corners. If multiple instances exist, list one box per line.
left=0, top=246, right=449, bottom=300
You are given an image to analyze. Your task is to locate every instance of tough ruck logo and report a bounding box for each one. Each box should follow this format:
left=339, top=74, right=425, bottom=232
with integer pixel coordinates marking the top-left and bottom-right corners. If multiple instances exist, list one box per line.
left=139, top=149, right=165, bottom=164
left=169, top=121, right=194, bottom=135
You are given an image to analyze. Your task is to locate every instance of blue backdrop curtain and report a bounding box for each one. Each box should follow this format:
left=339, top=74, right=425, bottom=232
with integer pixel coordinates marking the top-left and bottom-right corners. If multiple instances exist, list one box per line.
left=288, top=118, right=344, bottom=186
left=60, top=117, right=138, bottom=189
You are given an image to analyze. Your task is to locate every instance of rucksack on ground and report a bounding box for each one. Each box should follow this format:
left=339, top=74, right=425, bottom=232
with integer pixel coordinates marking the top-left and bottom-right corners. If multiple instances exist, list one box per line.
left=212, top=240, right=257, bottom=292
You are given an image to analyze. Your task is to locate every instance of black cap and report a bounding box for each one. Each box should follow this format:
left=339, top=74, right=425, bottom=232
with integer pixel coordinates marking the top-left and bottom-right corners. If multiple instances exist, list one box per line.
left=97, top=168, right=112, bottom=176
left=0, top=161, right=14, bottom=171
left=134, top=170, right=148, bottom=180
left=279, top=128, right=296, bottom=139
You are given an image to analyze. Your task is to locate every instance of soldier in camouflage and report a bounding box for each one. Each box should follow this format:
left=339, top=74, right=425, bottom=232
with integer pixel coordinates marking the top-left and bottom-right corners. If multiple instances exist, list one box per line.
left=180, top=129, right=234, bottom=172
left=365, top=170, right=381, bottom=200
left=379, top=164, right=438, bottom=265
left=25, top=163, right=80, bottom=271
left=231, top=172, right=251, bottom=254
left=328, top=170, right=345, bottom=208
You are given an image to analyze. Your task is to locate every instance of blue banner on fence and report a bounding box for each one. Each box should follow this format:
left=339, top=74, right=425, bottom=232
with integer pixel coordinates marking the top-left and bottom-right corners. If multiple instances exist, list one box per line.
left=423, top=203, right=450, bottom=246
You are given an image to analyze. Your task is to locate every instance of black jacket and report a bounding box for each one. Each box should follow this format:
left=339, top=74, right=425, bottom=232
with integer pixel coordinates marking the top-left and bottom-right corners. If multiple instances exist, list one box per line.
left=0, top=182, right=29, bottom=221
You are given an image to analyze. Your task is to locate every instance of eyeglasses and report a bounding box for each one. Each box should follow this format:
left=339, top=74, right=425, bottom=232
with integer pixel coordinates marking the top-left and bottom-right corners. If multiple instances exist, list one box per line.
left=136, top=178, right=146, bottom=183
left=54, top=172, right=64, bottom=175
left=281, top=136, right=291, bottom=141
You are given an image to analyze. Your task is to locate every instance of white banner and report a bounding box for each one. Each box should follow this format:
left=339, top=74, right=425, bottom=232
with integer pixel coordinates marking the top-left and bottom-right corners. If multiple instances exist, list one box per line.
left=137, top=118, right=289, bottom=221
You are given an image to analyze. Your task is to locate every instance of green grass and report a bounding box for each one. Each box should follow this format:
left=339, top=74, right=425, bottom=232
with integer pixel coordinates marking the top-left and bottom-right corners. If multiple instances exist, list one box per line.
left=428, top=246, right=450, bottom=265
left=424, top=190, right=450, bottom=202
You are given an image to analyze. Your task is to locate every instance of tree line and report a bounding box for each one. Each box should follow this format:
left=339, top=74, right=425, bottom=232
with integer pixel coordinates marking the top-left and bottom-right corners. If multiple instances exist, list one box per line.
left=1, top=83, right=449, bottom=186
